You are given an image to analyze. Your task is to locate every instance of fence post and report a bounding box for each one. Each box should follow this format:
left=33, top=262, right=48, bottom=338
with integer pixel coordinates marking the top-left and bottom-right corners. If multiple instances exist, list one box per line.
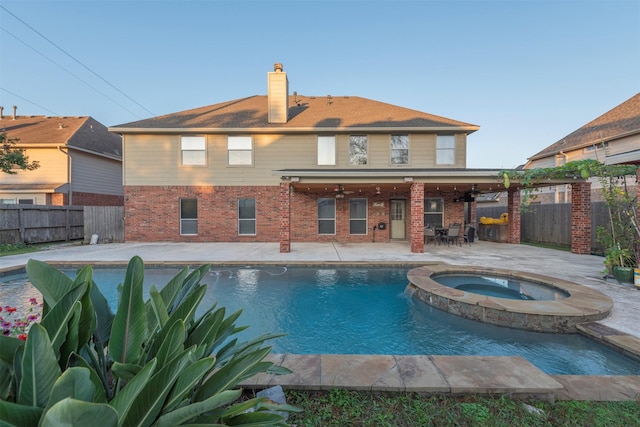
left=18, top=205, right=25, bottom=243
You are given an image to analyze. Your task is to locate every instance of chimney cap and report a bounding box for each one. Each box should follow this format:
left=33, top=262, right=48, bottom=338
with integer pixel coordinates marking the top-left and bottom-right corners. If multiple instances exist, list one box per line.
left=274, top=63, right=283, bottom=72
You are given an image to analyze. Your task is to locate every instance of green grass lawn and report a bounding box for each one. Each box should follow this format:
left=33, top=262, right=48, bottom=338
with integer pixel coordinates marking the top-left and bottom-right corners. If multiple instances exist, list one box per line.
left=284, top=390, right=639, bottom=427
left=0, top=243, right=41, bottom=257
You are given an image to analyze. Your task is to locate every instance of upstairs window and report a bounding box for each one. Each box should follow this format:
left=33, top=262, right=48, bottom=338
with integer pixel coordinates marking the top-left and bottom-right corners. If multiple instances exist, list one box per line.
left=181, top=136, right=206, bottom=166
left=436, top=135, right=455, bottom=165
left=180, top=198, right=198, bottom=235
left=228, top=136, right=253, bottom=166
left=349, top=135, right=367, bottom=165
left=238, top=198, right=256, bottom=235
left=390, top=135, right=409, bottom=165
left=318, top=135, right=336, bottom=165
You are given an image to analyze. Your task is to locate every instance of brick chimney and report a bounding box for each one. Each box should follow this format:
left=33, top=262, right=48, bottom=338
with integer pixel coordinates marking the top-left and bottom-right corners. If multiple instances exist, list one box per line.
left=267, top=63, right=289, bottom=124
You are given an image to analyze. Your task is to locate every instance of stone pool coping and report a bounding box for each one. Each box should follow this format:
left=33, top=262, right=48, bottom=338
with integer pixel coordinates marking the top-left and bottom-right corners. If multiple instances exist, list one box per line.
left=407, top=264, right=614, bottom=333
left=240, top=353, right=640, bottom=401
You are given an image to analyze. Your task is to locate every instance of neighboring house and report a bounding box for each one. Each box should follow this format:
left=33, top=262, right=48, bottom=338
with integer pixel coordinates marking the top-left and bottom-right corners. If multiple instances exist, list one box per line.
left=109, top=64, right=531, bottom=253
left=0, top=107, right=123, bottom=206
left=525, top=93, right=640, bottom=203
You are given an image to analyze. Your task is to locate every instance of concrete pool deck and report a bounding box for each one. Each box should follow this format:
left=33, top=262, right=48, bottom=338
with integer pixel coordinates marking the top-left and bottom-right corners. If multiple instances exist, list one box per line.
left=1, top=240, right=639, bottom=400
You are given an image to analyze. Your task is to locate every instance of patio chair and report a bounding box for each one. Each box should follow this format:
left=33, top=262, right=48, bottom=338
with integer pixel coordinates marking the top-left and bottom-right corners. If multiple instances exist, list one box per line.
left=442, top=223, right=462, bottom=246
left=424, top=226, right=437, bottom=245
left=464, top=225, right=475, bottom=244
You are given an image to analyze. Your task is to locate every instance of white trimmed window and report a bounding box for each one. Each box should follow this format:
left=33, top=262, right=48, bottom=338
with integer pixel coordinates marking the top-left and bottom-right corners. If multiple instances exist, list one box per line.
left=424, top=197, right=444, bottom=228
left=318, top=198, right=336, bottom=234
left=181, top=136, right=206, bottom=166
left=349, top=135, right=367, bottom=165
left=436, top=135, right=455, bottom=165
left=180, top=198, right=198, bottom=235
left=390, top=135, right=409, bottom=165
left=238, top=198, right=256, bottom=235
left=228, top=136, right=253, bottom=166
left=317, top=135, right=336, bottom=165
left=349, top=198, right=367, bottom=234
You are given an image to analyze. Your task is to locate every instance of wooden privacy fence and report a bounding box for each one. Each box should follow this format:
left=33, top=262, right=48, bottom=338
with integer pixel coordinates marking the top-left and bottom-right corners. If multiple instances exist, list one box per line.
left=0, top=205, right=84, bottom=245
left=478, top=202, right=610, bottom=254
left=83, top=206, right=124, bottom=243
left=0, top=205, right=124, bottom=245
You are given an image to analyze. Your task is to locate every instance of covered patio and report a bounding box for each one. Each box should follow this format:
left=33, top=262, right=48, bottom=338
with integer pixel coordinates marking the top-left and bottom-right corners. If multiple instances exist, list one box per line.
left=275, top=168, right=592, bottom=254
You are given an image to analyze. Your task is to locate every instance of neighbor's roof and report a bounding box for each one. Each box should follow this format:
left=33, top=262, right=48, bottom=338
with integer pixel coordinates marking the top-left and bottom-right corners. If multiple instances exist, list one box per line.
left=1, top=115, right=122, bottom=159
left=110, top=95, right=479, bottom=133
left=529, top=93, right=640, bottom=161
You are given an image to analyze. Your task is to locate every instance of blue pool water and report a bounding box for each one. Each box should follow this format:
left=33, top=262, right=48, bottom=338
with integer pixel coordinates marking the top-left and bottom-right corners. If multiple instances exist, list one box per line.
left=2, top=265, right=639, bottom=376
left=433, top=274, right=570, bottom=300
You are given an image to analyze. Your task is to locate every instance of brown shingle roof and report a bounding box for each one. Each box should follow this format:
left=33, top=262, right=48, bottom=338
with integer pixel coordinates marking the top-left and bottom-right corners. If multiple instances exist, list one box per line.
left=0, top=115, right=122, bottom=158
left=529, top=93, right=640, bottom=160
left=111, top=95, right=478, bottom=132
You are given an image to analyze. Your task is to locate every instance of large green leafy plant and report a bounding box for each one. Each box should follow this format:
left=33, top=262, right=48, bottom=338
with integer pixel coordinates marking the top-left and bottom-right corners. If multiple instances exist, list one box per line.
left=0, top=256, right=298, bottom=426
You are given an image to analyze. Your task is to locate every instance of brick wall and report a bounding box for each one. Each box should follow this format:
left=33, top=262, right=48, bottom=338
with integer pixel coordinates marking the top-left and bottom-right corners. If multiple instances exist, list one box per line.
left=570, top=181, right=592, bottom=254
left=410, top=182, right=424, bottom=253
left=507, top=189, right=521, bottom=244
left=125, top=184, right=466, bottom=245
left=72, top=192, right=124, bottom=206
left=125, top=185, right=280, bottom=242
left=289, top=188, right=394, bottom=244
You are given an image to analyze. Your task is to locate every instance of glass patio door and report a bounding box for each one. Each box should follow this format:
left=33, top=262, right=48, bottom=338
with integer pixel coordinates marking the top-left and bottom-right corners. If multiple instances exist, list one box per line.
left=390, top=199, right=406, bottom=240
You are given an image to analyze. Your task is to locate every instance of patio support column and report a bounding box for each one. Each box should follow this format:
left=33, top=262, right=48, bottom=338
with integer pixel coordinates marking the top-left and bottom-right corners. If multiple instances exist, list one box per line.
left=507, top=188, right=521, bottom=244
left=279, top=182, right=291, bottom=253
left=410, top=182, right=425, bottom=253
left=570, top=181, right=591, bottom=254
left=469, top=199, right=478, bottom=228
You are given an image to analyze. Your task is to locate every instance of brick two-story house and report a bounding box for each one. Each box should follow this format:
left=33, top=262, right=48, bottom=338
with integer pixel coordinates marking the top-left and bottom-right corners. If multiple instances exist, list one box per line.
left=110, top=64, right=534, bottom=253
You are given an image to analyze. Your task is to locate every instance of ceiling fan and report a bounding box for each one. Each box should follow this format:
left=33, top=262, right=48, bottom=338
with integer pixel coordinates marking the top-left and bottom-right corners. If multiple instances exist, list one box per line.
left=334, top=185, right=354, bottom=196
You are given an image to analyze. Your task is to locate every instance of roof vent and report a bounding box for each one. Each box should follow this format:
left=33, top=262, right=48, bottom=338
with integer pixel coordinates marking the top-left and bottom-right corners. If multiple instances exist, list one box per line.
left=12, top=105, right=17, bottom=120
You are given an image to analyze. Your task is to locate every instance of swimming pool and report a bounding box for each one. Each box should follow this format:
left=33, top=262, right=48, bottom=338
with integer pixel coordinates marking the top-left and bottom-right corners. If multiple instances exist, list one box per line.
left=1, top=265, right=639, bottom=376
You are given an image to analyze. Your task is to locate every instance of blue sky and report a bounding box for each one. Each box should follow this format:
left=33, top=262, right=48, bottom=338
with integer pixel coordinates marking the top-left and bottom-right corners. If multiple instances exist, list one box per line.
left=1, top=0, right=638, bottom=168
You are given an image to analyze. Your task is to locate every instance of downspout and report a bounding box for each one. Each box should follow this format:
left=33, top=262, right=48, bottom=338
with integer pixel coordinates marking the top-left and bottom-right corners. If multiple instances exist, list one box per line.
left=58, top=146, right=72, bottom=205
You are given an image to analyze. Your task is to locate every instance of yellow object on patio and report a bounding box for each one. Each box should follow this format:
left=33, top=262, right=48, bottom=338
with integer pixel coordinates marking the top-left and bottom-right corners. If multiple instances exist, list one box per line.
left=480, top=213, right=508, bottom=225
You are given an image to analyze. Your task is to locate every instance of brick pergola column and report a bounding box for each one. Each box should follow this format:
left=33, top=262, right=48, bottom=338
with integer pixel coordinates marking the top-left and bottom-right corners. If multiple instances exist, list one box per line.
left=507, top=188, right=521, bottom=244
left=410, top=182, right=425, bottom=253
left=279, top=182, right=290, bottom=253
left=570, top=181, right=591, bottom=254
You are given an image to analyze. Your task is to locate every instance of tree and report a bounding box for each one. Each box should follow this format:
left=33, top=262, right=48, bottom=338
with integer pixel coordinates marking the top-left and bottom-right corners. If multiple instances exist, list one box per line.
left=0, top=133, right=40, bottom=174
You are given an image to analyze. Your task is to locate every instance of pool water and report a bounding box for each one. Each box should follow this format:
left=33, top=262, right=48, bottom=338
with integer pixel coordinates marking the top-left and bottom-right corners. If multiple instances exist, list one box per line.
left=2, top=266, right=639, bottom=376
left=433, top=274, right=569, bottom=300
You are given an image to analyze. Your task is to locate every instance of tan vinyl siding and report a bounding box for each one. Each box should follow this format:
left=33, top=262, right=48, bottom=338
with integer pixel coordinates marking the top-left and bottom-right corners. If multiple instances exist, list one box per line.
left=123, top=132, right=461, bottom=186
left=71, top=151, right=123, bottom=195
left=455, top=134, right=467, bottom=168
left=0, top=148, right=68, bottom=184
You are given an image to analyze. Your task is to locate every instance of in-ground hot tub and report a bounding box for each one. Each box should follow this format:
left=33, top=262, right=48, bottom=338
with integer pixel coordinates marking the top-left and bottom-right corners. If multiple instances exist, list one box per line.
left=406, top=264, right=613, bottom=333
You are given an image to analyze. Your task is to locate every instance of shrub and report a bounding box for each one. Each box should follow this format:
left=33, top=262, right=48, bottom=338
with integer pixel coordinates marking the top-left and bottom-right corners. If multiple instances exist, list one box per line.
left=0, top=256, right=298, bottom=426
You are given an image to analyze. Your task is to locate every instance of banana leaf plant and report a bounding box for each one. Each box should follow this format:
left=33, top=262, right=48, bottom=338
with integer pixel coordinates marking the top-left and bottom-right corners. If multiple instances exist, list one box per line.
left=0, top=256, right=298, bottom=426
